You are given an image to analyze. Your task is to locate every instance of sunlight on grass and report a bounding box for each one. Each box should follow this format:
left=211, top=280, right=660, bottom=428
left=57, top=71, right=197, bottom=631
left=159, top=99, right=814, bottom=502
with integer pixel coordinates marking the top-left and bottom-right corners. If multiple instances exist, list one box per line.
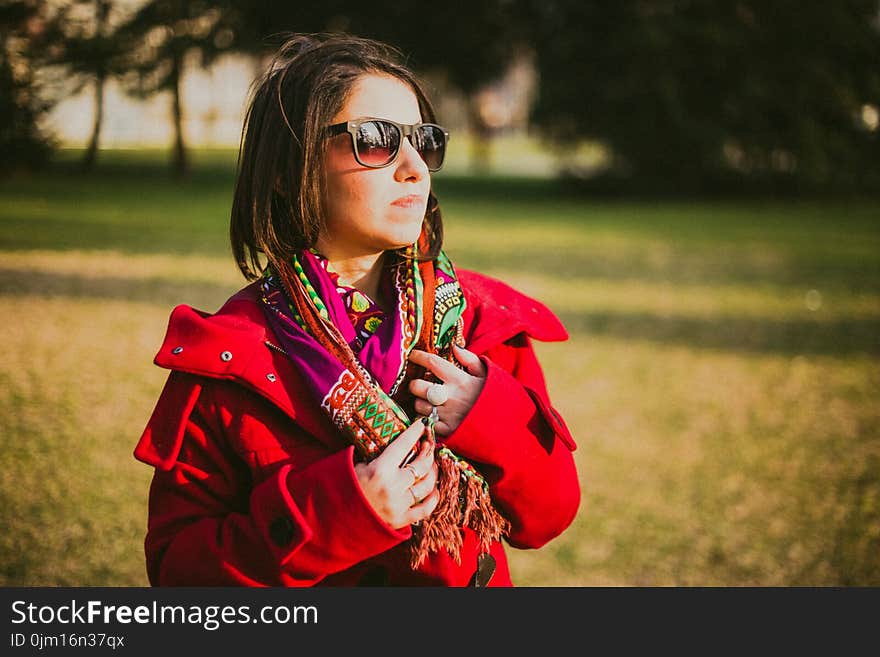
left=1, top=250, right=241, bottom=285
left=508, top=338, right=880, bottom=585
left=1, top=152, right=878, bottom=585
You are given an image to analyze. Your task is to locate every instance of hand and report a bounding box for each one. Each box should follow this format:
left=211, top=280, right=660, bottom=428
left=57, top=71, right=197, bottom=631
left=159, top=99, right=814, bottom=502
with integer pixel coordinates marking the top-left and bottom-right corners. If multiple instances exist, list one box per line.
left=354, top=419, right=440, bottom=530
left=408, top=344, right=487, bottom=437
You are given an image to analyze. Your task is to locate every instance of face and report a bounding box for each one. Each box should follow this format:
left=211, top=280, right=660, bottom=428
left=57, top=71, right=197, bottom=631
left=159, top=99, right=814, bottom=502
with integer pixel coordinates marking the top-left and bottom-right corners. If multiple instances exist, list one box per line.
left=319, top=74, right=431, bottom=259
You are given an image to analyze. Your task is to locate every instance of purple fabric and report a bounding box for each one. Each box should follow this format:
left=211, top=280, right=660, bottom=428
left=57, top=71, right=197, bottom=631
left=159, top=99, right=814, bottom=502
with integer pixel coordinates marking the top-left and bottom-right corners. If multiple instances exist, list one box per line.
left=300, top=250, right=357, bottom=346
left=358, top=267, right=407, bottom=393
left=312, top=253, right=387, bottom=347
left=260, top=278, right=354, bottom=398
left=306, top=250, right=408, bottom=393
left=261, top=252, right=410, bottom=397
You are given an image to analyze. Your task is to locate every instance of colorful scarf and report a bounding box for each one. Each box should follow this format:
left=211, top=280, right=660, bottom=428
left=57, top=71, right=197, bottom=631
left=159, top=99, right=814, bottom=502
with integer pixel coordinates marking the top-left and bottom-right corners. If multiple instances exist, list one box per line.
left=312, top=253, right=386, bottom=349
left=259, top=235, right=508, bottom=568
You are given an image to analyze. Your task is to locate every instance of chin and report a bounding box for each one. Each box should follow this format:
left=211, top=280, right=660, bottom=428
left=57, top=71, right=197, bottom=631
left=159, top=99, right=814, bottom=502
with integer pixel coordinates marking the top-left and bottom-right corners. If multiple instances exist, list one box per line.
left=382, top=219, right=424, bottom=249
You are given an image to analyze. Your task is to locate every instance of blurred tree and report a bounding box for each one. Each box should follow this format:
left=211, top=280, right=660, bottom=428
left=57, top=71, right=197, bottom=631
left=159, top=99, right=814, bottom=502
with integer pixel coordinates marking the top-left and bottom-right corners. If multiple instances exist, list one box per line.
left=212, top=0, right=525, bottom=170
left=209, top=1, right=324, bottom=53
left=52, top=0, right=128, bottom=170
left=23, top=0, right=523, bottom=175
left=0, top=0, right=59, bottom=173
left=527, top=0, right=880, bottom=192
left=213, top=0, right=521, bottom=94
left=116, top=0, right=230, bottom=177
left=343, top=0, right=526, bottom=171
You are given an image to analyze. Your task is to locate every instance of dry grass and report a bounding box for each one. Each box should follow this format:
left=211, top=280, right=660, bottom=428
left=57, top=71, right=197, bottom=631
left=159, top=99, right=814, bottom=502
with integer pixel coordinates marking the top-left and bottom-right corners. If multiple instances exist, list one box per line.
left=1, top=157, right=878, bottom=585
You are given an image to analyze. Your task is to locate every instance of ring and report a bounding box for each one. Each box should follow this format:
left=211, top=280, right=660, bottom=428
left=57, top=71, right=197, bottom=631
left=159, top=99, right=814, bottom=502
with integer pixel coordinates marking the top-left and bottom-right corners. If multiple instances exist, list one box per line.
left=426, top=383, right=449, bottom=406
left=403, top=464, right=419, bottom=485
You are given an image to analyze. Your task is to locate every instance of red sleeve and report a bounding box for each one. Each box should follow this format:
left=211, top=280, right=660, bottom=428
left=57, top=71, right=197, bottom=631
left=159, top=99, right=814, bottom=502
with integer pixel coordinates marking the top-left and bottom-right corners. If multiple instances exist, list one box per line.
left=441, top=334, right=580, bottom=549
left=140, top=377, right=410, bottom=586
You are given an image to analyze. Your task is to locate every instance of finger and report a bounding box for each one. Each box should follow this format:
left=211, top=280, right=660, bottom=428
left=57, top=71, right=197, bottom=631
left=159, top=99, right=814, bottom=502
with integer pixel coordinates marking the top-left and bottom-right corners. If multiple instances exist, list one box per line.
left=405, top=437, right=435, bottom=478
left=410, top=477, right=435, bottom=502
left=413, top=398, right=435, bottom=417
left=376, top=419, right=425, bottom=471
left=428, top=420, right=451, bottom=437
left=402, top=426, right=438, bottom=468
left=408, top=378, right=434, bottom=400
left=416, top=435, right=435, bottom=461
left=404, top=488, right=440, bottom=524
left=413, top=400, right=450, bottom=430
left=397, top=440, right=434, bottom=487
left=408, top=350, right=465, bottom=385
left=410, top=462, right=439, bottom=499
left=397, top=463, right=418, bottom=489
left=453, top=344, right=487, bottom=377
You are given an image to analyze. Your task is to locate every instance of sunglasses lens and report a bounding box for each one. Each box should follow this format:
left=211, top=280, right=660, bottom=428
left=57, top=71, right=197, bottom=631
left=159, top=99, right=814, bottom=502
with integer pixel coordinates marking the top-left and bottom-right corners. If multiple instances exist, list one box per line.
left=355, top=120, right=400, bottom=167
left=414, top=125, right=446, bottom=171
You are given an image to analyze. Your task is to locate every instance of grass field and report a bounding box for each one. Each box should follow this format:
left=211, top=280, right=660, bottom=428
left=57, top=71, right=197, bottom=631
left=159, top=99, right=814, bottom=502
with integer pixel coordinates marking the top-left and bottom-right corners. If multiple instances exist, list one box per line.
left=1, top=149, right=878, bottom=585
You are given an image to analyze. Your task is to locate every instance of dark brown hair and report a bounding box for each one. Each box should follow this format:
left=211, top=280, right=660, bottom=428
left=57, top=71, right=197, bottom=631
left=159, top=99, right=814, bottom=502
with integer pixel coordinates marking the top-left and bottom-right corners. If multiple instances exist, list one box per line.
left=231, top=33, right=444, bottom=281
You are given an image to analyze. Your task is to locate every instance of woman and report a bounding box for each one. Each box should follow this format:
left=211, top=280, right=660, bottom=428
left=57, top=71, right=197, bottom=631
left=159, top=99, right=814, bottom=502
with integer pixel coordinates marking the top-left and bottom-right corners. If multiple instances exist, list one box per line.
left=135, top=33, right=580, bottom=586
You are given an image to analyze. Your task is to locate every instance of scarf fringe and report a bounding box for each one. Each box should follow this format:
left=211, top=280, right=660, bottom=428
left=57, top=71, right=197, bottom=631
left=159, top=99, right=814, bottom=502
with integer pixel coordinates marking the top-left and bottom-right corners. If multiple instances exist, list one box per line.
left=409, top=453, right=510, bottom=569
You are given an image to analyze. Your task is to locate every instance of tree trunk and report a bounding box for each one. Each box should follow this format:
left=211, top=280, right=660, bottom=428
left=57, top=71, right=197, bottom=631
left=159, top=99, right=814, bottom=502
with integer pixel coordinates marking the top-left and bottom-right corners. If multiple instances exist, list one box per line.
left=467, top=96, right=493, bottom=174
left=170, top=53, right=188, bottom=178
left=83, top=0, right=111, bottom=171
left=82, top=72, right=104, bottom=170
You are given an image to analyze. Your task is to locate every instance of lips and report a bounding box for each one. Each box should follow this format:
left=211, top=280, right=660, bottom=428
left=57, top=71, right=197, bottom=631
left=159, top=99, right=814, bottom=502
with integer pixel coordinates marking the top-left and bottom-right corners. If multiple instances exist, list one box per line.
left=391, top=194, right=425, bottom=208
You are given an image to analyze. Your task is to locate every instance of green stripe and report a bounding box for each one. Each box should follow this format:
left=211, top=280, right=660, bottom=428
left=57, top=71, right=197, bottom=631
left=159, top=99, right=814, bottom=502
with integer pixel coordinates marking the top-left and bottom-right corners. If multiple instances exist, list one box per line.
left=293, top=255, right=330, bottom=321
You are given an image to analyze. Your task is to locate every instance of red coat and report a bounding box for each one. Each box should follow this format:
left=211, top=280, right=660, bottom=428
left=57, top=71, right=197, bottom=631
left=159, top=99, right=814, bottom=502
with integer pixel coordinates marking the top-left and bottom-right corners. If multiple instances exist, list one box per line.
left=134, top=269, right=580, bottom=586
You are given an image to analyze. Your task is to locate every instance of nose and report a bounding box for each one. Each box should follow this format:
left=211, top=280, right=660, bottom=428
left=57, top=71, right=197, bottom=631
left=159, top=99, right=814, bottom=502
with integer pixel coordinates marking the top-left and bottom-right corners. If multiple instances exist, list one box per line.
left=394, top=136, right=429, bottom=183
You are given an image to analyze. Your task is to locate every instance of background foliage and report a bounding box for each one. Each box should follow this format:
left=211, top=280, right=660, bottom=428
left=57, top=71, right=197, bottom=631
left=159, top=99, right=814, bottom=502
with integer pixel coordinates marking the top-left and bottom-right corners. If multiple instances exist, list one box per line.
left=3, top=1, right=879, bottom=190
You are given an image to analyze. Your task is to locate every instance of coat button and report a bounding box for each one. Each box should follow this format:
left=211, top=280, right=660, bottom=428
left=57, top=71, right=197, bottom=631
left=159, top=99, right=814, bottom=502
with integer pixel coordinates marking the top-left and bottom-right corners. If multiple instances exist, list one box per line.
left=266, top=373, right=277, bottom=382
left=220, top=351, right=233, bottom=362
left=172, top=346, right=184, bottom=354
left=269, top=516, right=295, bottom=546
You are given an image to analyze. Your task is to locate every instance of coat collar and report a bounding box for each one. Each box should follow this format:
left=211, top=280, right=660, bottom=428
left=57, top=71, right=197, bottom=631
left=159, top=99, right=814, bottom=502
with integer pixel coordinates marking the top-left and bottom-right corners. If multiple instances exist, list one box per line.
left=154, top=282, right=345, bottom=452
left=458, top=269, right=568, bottom=354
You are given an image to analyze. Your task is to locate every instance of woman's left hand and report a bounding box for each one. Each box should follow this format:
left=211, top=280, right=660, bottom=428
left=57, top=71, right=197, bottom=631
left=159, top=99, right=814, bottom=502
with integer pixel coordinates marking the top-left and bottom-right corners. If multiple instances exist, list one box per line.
left=408, top=345, right=487, bottom=436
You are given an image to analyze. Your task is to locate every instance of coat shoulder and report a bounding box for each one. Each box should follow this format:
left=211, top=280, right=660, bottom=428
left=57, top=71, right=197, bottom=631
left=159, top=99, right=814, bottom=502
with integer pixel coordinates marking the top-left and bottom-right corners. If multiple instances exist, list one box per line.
left=457, top=269, right=568, bottom=354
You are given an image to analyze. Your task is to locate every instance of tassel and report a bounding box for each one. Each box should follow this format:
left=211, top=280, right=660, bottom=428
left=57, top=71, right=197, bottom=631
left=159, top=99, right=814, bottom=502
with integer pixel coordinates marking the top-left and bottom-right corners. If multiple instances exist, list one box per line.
left=460, top=472, right=481, bottom=528
left=467, top=478, right=510, bottom=555
left=409, top=454, right=511, bottom=569
left=410, top=454, right=462, bottom=568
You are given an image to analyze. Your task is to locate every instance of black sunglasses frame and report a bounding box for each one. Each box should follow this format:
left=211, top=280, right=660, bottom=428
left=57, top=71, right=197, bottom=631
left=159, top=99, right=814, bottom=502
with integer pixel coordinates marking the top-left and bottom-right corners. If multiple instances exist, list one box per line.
left=325, top=117, right=450, bottom=172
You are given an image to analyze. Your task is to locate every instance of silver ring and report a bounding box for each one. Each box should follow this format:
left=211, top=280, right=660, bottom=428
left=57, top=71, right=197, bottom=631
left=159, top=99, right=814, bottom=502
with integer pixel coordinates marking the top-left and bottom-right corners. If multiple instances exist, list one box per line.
left=429, top=406, right=440, bottom=425
left=426, top=383, right=449, bottom=406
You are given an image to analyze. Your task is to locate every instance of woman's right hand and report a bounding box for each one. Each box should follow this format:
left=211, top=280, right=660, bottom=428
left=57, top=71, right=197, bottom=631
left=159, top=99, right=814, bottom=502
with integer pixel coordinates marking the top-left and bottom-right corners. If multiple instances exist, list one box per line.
left=354, top=420, right=440, bottom=529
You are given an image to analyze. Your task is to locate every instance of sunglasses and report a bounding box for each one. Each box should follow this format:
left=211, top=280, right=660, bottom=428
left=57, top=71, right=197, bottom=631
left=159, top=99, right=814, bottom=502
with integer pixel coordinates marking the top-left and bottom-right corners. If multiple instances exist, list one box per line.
left=325, top=117, right=449, bottom=172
